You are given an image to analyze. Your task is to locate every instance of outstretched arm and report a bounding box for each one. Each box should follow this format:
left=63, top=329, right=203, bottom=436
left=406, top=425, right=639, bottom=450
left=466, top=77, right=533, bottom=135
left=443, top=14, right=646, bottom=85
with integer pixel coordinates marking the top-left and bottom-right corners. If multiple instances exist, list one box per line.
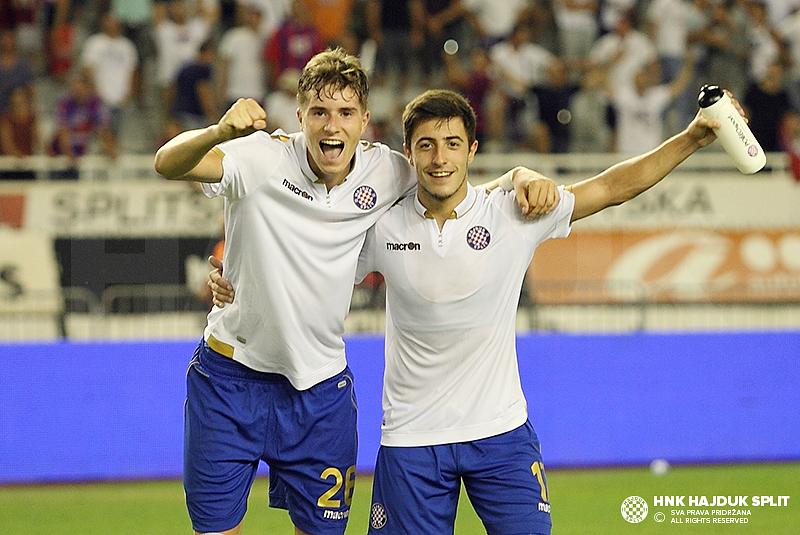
left=154, top=98, right=267, bottom=182
left=568, top=91, right=743, bottom=222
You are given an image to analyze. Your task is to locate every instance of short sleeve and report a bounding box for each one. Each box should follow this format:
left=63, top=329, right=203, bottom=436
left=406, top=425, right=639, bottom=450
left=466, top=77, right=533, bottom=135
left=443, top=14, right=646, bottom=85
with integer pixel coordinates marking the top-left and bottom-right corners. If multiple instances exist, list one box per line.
left=494, top=185, right=575, bottom=248
left=355, top=225, right=377, bottom=284
left=201, top=131, right=284, bottom=200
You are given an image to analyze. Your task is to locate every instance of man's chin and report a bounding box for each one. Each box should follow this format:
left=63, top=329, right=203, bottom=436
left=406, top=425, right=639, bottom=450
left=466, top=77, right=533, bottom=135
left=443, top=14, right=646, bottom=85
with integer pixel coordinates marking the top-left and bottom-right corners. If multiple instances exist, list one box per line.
left=422, top=185, right=458, bottom=202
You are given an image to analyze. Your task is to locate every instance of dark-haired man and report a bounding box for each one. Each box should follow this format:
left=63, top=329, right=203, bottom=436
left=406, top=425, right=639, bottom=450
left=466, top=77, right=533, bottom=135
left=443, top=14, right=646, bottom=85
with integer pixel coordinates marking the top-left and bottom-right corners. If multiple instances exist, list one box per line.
left=212, top=86, right=740, bottom=534
left=155, top=48, right=558, bottom=535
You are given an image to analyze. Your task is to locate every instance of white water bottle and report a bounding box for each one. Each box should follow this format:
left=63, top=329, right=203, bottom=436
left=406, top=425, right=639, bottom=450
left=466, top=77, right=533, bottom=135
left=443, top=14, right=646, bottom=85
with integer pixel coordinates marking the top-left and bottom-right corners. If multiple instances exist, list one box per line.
left=698, top=84, right=766, bottom=174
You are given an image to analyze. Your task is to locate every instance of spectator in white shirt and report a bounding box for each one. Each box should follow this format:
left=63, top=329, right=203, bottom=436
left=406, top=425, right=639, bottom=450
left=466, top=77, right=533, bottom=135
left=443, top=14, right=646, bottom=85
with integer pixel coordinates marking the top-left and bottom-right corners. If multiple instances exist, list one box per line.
left=218, top=4, right=266, bottom=107
left=81, top=12, right=139, bottom=137
left=486, top=22, right=554, bottom=149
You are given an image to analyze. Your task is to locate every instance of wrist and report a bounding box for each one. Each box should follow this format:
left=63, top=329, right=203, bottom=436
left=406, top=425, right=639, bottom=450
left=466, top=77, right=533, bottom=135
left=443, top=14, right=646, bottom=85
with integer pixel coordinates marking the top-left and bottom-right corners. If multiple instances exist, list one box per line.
left=498, top=168, right=517, bottom=191
left=207, top=123, right=232, bottom=144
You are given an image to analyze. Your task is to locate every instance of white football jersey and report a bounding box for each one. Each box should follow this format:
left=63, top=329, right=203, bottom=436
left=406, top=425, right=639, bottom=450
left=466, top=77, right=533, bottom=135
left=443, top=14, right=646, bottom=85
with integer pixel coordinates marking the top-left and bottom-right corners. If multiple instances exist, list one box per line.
left=202, top=130, right=416, bottom=390
left=358, top=184, right=575, bottom=446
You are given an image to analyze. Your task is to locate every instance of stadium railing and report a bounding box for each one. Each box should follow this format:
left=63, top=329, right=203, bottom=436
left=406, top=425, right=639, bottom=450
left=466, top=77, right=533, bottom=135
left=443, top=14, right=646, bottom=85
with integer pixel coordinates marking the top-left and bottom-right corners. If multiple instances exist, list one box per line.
left=2, top=150, right=800, bottom=341
left=0, top=149, right=792, bottom=183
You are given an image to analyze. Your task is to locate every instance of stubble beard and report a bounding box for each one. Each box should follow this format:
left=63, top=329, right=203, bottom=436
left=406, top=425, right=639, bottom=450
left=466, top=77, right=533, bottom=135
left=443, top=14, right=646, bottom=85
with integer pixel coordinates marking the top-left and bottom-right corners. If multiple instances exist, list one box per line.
left=420, top=173, right=467, bottom=203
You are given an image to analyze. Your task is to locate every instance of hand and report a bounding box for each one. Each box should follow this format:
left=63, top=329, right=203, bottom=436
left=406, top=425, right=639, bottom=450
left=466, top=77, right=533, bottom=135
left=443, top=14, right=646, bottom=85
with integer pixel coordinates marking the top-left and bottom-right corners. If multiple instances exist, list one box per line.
left=512, top=168, right=561, bottom=219
left=217, top=98, right=267, bottom=141
left=690, top=89, right=746, bottom=148
left=207, top=255, right=235, bottom=308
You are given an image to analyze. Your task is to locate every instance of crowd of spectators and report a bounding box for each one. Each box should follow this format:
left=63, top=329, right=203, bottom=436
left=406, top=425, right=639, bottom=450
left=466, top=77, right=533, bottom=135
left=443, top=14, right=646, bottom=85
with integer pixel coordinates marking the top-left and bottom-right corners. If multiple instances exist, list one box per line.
left=2, top=0, right=800, bottom=179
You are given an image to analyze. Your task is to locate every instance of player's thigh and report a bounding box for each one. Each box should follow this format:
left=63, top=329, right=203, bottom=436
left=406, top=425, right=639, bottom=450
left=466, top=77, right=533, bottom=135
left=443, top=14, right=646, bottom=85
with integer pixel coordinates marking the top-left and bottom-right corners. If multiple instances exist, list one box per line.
left=368, top=444, right=461, bottom=534
left=269, top=367, right=358, bottom=535
left=461, top=421, right=552, bottom=535
left=184, top=342, right=267, bottom=533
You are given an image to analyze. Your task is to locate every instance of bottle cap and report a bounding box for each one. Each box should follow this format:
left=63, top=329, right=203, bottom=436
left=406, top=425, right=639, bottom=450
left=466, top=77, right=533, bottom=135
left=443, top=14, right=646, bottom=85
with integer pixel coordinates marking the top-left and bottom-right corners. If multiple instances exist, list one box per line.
left=698, top=84, right=723, bottom=108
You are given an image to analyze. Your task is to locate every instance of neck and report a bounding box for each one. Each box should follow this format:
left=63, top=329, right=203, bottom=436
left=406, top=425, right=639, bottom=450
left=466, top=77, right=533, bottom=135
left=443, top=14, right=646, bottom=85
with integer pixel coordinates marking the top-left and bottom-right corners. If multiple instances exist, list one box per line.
left=309, top=156, right=354, bottom=191
left=322, top=175, right=346, bottom=191
left=418, top=186, right=468, bottom=230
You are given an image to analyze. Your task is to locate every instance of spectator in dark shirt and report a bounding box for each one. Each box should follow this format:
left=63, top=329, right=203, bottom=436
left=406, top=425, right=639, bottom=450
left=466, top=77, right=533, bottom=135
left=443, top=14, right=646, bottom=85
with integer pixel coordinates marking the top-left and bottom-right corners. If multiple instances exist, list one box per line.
left=410, top=0, right=470, bottom=85
left=531, top=57, right=580, bottom=153
left=742, top=61, right=795, bottom=153
left=443, top=46, right=493, bottom=145
left=171, top=39, right=217, bottom=132
left=367, top=0, right=415, bottom=89
left=0, top=29, right=33, bottom=117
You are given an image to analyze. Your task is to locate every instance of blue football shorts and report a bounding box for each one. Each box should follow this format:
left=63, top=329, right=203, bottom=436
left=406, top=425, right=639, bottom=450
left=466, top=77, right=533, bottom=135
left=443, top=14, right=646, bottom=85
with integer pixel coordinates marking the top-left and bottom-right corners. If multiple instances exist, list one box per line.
left=184, top=341, right=358, bottom=534
left=368, top=420, right=551, bottom=535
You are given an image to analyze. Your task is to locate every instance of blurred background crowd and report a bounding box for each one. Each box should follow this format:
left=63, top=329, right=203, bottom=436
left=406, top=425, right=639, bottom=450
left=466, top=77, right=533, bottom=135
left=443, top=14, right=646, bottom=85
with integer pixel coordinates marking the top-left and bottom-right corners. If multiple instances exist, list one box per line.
left=3, top=0, right=800, bottom=175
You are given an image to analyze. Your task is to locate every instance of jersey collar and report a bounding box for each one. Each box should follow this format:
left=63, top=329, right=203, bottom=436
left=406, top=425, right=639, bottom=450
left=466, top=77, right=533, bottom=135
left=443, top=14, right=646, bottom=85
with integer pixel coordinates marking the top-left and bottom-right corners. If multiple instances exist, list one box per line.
left=414, top=182, right=478, bottom=220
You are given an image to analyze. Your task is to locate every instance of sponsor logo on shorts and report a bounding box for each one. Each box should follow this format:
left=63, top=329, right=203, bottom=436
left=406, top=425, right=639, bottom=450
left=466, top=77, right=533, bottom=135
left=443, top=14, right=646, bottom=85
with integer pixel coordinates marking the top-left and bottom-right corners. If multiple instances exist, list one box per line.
left=385, top=241, right=421, bottom=251
left=466, top=226, right=491, bottom=250
left=354, top=185, right=378, bottom=210
left=282, top=179, right=314, bottom=201
left=323, top=509, right=350, bottom=520
left=370, top=503, right=388, bottom=529
left=621, top=496, right=648, bottom=523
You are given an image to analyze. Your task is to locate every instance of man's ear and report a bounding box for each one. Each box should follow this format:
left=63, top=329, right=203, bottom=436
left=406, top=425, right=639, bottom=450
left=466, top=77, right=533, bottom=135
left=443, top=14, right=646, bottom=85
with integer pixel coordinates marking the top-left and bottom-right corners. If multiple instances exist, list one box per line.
left=467, top=139, right=478, bottom=164
left=403, top=144, right=413, bottom=165
left=361, top=109, right=371, bottom=135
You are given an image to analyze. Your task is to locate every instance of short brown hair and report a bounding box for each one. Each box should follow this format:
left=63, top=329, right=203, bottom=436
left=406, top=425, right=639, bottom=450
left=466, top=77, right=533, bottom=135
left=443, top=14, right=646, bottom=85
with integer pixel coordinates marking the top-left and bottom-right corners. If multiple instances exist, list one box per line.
left=402, top=89, right=477, bottom=147
left=297, top=47, right=369, bottom=111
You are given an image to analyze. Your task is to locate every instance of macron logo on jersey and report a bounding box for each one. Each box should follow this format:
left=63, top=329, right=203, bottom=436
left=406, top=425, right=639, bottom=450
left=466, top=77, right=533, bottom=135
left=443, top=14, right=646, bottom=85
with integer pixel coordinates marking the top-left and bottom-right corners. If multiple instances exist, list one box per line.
left=282, top=179, right=314, bottom=201
left=386, top=241, right=421, bottom=251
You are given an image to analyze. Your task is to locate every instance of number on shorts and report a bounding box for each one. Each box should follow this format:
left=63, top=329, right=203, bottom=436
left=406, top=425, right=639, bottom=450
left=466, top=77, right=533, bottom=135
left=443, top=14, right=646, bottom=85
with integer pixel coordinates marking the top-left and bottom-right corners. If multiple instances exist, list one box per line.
left=344, top=465, right=356, bottom=506
left=531, top=461, right=549, bottom=502
left=317, top=465, right=357, bottom=508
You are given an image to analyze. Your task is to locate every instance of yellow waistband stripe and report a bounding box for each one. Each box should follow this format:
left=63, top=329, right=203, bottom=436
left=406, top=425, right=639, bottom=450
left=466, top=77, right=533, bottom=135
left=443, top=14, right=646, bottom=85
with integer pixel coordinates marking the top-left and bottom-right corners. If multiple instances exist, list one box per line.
left=206, top=333, right=234, bottom=358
